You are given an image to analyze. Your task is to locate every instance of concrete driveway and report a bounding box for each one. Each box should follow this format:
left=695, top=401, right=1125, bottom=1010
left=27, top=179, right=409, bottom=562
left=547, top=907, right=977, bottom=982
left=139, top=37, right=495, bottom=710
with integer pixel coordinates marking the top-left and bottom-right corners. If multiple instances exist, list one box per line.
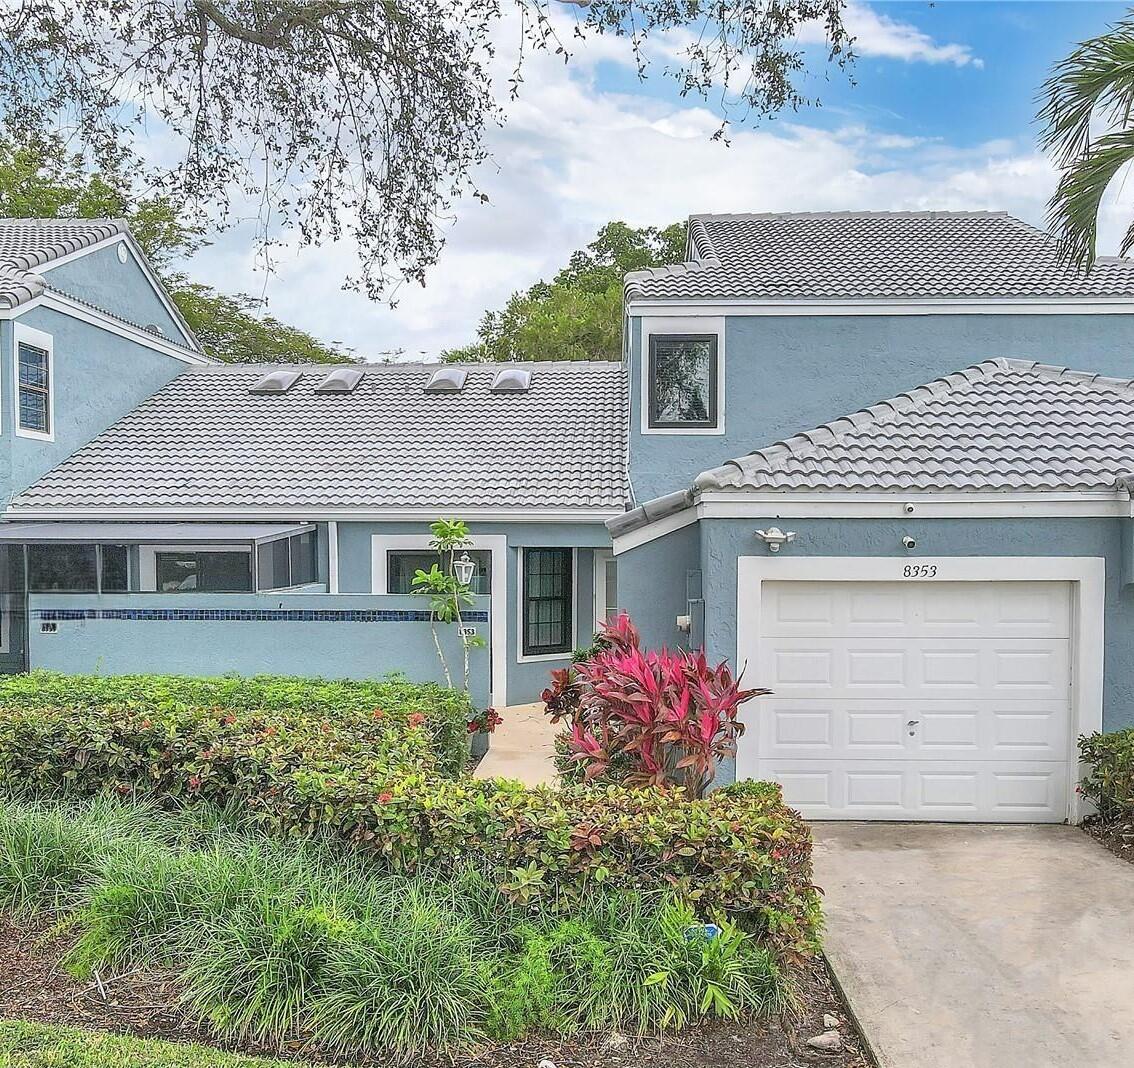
left=813, top=823, right=1134, bottom=1068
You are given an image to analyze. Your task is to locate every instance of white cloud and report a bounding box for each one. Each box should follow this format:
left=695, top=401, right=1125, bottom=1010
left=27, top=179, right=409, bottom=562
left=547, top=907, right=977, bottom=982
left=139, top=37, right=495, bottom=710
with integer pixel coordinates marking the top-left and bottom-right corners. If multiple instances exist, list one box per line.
left=178, top=7, right=1057, bottom=363
left=806, top=2, right=983, bottom=69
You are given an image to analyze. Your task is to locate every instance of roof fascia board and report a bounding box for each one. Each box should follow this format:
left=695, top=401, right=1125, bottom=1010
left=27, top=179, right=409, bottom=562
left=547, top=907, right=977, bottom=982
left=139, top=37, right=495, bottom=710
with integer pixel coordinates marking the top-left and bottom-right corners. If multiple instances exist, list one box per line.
left=31, top=292, right=213, bottom=365
left=39, top=231, right=203, bottom=352
left=626, top=297, right=1134, bottom=317
left=612, top=492, right=1131, bottom=554
left=3, top=506, right=622, bottom=523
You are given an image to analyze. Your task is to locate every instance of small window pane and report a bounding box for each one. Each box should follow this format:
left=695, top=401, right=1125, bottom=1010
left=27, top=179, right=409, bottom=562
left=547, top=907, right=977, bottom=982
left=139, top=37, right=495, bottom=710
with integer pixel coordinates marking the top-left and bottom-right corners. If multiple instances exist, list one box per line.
left=387, top=549, right=490, bottom=595
left=649, top=335, right=717, bottom=428
left=17, top=342, right=51, bottom=434
left=604, top=558, right=618, bottom=621
left=100, top=545, right=129, bottom=592
left=523, top=548, right=572, bottom=656
left=28, top=544, right=97, bottom=592
left=156, top=550, right=251, bottom=592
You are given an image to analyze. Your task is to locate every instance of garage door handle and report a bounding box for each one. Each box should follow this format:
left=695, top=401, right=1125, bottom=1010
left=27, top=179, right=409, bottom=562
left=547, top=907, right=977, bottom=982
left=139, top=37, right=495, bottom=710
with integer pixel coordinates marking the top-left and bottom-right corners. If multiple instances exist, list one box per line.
left=907, top=720, right=920, bottom=727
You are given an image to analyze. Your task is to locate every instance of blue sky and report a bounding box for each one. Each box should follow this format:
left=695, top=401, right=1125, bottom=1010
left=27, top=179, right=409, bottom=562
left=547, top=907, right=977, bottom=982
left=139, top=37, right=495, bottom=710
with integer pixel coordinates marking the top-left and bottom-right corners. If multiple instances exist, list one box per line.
left=184, top=1, right=1134, bottom=360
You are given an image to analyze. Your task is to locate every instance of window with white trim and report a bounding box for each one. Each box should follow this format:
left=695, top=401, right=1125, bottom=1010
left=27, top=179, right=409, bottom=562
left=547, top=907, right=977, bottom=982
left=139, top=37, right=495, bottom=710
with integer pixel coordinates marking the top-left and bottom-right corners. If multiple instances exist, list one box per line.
left=522, top=548, right=573, bottom=656
left=647, top=334, right=718, bottom=429
left=17, top=340, right=51, bottom=435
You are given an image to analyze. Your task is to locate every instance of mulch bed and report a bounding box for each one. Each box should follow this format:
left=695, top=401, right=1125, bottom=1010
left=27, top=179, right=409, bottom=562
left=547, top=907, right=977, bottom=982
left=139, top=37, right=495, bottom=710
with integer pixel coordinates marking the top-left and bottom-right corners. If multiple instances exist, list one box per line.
left=0, top=916, right=873, bottom=1068
left=1083, top=816, right=1134, bottom=865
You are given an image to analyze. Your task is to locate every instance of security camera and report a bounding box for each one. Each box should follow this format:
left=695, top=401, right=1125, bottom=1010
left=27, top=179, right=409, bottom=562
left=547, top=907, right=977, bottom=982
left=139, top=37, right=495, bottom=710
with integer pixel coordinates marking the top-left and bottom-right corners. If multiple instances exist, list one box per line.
left=902, top=536, right=916, bottom=549
left=903, top=502, right=915, bottom=514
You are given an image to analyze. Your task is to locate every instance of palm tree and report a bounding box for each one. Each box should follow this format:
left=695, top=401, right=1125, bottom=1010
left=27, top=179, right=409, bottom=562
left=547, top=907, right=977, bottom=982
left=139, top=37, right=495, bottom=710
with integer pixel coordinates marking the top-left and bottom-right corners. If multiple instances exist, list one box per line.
left=1039, top=13, right=1134, bottom=270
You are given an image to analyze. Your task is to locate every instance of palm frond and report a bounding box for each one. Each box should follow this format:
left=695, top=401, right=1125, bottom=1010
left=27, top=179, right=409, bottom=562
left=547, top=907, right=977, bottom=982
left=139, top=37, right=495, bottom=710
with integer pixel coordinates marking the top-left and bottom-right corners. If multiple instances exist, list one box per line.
left=1038, top=14, right=1134, bottom=166
left=1046, top=128, right=1134, bottom=271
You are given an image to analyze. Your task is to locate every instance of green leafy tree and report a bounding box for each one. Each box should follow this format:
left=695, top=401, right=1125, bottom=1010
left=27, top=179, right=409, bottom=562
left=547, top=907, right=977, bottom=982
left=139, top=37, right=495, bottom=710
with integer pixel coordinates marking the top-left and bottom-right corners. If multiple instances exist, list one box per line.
left=444, top=221, right=686, bottom=362
left=0, top=2, right=850, bottom=298
left=1039, top=13, right=1134, bottom=268
left=0, top=136, right=346, bottom=363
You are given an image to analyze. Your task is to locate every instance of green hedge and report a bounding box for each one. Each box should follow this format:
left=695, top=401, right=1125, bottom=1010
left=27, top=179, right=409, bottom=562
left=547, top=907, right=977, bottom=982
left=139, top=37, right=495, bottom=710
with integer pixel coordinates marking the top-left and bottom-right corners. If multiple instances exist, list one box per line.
left=1079, top=728, right=1134, bottom=822
left=0, top=1020, right=313, bottom=1068
left=0, top=670, right=472, bottom=777
left=0, top=694, right=818, bottom=953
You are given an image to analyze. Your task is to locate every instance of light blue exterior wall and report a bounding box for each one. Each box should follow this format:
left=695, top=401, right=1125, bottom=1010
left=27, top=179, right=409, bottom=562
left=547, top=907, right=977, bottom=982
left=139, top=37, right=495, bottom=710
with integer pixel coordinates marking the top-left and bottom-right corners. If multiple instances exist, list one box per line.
left=3, top=306, right=188, bottom=496
left=617, top=520, right=699, bottom=652
left=29, top=592, right=492, bottom=710
left=337, top=520, right=611, bottom=704
left=627, top=312, right=1134, bottom=502
left=43, top=244, right=190, bottom=345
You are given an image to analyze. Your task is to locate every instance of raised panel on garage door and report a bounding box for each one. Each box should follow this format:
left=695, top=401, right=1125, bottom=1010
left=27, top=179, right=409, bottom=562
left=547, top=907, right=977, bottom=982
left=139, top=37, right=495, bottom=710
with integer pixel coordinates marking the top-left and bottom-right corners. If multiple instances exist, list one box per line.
left=742, top=579, right=1072, bottom=823
left=763, top=581, right=1071, bottom=638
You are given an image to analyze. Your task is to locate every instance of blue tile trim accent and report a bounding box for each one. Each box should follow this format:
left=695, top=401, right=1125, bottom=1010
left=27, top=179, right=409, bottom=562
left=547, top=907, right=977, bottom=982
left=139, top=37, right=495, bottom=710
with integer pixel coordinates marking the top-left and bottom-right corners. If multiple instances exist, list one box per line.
left=33, top=608, right=490, bottom=624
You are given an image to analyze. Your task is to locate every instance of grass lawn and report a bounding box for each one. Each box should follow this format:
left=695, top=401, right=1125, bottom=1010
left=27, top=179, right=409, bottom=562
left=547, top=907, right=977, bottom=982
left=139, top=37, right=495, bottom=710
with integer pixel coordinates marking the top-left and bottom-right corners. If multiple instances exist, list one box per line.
left=0, top=1020, right=323, bottom=1067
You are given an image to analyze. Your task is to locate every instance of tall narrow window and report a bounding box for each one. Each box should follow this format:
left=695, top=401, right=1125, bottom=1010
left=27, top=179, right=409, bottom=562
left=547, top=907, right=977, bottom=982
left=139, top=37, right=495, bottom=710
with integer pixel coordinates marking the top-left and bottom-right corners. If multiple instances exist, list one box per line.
left=18, top=341, right=51, bottom=435
left=647, top=334, right=718, bottom=429
left=522, top=548, right=573, bottom=656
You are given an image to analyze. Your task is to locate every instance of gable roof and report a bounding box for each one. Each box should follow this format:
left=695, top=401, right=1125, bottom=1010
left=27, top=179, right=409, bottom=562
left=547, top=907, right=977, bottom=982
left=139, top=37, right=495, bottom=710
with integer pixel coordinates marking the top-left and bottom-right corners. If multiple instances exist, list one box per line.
left=697, top=359, right=1134, bottom=493
left=0, top=219, right=128, bottom=309
left=625, top=211, right=1134, bottom=303
left=8, top=362, right=629, bottom=516
left=0, top=219, right=206, bottom=357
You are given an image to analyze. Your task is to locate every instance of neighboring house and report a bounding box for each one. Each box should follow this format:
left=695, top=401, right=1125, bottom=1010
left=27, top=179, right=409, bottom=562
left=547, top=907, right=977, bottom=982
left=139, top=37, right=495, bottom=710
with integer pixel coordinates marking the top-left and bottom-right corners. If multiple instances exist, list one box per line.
left=7, top=209, right=1134, bottom=827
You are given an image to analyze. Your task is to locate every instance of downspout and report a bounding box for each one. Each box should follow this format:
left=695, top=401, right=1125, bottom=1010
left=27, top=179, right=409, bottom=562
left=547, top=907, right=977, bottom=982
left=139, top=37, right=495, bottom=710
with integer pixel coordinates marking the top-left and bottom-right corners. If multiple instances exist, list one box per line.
left=1116, top=477, right=1134, bottom=588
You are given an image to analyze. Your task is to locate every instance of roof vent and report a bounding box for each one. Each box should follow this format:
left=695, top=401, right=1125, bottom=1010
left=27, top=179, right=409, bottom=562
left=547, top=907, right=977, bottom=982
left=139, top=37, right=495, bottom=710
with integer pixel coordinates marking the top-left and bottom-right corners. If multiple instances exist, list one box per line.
left=144, top=323, right=165, bottom=336
left=425, top=367, right=467, bottom=392
left=491, top=367, right=532, bottom=392
left=250, top=369, right=302, bottom=394
left=315, top=367, right=364, bottom=393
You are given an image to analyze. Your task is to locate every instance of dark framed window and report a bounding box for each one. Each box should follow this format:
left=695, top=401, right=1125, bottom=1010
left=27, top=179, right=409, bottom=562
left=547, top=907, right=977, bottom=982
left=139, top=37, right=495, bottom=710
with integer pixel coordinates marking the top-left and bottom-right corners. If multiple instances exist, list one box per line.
left=18, top=341, right=51, bottom=434
left=387, top=549, right=491, bottom=595
left=155, top=550, right=252, bottom=592
left=522, top=548, right=573, bottom=656
left=256, top=531, right=318, bottom=590
left=647, top=334, right=718, bottom=429
left=100, top=545, right=130, bottom=592
left=27, top=544, right=97, bottom=592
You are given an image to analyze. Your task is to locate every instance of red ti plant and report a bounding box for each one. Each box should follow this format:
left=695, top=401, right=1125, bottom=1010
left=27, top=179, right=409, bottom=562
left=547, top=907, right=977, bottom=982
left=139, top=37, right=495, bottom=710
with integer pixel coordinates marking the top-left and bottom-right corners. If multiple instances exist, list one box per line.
left=542, top=614, right=768, bottom=797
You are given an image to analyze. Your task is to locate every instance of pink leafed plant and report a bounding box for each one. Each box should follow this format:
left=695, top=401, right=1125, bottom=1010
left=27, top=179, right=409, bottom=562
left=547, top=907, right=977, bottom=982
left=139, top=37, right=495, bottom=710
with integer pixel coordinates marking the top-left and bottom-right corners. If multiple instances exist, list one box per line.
left=542, top=614, right=768, bottom=797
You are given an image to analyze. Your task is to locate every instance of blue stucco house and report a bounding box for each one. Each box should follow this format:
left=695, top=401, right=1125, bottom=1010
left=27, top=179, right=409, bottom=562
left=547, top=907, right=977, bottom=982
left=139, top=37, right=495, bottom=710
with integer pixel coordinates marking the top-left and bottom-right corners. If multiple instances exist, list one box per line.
left=6, top=209, right=1134, bottom=825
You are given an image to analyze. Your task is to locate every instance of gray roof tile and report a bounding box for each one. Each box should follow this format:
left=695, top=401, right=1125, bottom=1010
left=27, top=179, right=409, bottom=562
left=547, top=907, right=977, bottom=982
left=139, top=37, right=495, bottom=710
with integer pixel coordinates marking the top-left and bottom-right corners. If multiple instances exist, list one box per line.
left=697, top=358, right=1134, bottom=493
left=10, top=362, right=630, bottom=513
left=626, top=211, right=1134, bottom=302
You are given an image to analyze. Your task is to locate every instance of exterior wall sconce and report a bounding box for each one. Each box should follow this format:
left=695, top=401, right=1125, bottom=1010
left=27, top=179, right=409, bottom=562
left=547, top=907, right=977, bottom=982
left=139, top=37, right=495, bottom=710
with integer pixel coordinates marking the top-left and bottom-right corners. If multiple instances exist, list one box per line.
left=454, top=552, right=477, bottom=586
left=755, top=527, right=797, bottom=553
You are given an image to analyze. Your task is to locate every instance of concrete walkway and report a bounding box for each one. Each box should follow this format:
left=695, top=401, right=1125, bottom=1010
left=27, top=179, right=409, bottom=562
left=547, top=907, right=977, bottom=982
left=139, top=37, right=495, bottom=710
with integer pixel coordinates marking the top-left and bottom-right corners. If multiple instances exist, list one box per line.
left=813, top=823, right=1134, bottom=1068
left=472, top=702, right=559, bottom=786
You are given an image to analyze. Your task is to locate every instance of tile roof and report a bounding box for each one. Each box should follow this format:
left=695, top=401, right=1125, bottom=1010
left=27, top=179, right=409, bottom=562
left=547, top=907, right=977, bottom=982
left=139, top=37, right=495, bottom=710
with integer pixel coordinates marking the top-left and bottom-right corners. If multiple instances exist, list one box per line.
left=0, top=219, right=128, bottom=309
left=696, top=359, right=1134, bottom=493
left=10, top=362, right=630, bottom=514
left=625, top=211, right=1134, bottom=302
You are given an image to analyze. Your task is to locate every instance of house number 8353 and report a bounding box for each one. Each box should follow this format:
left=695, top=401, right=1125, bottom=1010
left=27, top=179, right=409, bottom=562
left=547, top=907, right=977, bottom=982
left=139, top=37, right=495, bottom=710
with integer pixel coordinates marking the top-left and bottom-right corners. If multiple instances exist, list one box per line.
left=903, top=564, right=938, bottom=578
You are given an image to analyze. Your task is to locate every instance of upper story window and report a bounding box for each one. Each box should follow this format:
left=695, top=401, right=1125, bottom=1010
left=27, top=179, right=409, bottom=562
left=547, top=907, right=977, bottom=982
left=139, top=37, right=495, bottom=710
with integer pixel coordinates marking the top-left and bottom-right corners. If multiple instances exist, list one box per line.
left=647, top=334, right=718, bottom=429
left=15, top=326, right=53, bottom=439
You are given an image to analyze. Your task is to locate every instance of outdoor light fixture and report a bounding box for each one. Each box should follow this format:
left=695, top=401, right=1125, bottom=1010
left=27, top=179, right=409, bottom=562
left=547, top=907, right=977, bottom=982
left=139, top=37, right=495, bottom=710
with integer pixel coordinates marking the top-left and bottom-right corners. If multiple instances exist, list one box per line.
left=755, top=527, right=797, bottom=553
left=454, top=552, right=477, bottom=587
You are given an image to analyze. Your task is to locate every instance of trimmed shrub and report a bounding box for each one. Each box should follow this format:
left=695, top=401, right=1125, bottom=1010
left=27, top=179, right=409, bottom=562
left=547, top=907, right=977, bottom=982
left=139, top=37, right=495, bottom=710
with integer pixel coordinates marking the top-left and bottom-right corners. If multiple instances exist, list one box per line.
left=0, top=670, right=472, bottom=777
left=1079, top=729, right=1134, bottom=822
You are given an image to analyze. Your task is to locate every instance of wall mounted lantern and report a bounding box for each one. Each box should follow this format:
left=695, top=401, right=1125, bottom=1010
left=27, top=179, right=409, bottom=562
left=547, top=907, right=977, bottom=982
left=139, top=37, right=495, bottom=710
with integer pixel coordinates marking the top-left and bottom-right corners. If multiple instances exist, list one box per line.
left=453, top=552, right=477, bottom=587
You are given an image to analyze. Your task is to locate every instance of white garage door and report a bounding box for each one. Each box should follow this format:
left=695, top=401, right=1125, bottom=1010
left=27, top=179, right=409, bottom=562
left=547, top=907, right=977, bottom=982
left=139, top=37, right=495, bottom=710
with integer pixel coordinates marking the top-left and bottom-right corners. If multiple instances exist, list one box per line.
left=743, top=580, right=1072, bottom=823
